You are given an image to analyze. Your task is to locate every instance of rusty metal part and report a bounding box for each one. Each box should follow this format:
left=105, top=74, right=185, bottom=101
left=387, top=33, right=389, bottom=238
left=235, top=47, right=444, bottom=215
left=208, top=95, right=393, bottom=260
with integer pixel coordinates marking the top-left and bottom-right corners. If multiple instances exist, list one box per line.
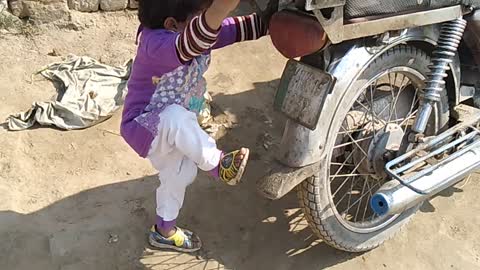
left=371, top=124, right=405, bottom=179
left=372, top=105, right=480, bottom=216
left=311, top=5, right=463, bottom=44
left=385, top=104, right=480, bottom=193
left=306, top=0, right=345, bottom=10
left=275, top=59, right=335, bottom=130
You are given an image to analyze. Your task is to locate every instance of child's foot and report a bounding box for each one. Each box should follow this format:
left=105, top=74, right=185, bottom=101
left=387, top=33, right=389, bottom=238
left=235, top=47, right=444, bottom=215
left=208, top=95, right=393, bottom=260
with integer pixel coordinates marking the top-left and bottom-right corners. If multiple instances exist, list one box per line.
left=149, top=225, right=202, bottom=253
left=218, top=148, right=250, bottom=186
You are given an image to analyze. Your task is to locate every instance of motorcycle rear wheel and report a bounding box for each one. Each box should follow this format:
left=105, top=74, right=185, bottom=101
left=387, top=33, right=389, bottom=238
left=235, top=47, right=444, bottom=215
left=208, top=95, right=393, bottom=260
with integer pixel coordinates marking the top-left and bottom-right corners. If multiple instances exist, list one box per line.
left=297, top=45, right=450, bottom=252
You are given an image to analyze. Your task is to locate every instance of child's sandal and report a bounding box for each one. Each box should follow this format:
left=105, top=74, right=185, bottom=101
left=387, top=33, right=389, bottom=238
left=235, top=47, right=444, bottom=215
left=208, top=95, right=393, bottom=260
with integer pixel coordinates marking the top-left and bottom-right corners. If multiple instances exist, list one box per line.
left=219, top=148, right=250, bottom=186
left=149, top=226, right=202, bottom=253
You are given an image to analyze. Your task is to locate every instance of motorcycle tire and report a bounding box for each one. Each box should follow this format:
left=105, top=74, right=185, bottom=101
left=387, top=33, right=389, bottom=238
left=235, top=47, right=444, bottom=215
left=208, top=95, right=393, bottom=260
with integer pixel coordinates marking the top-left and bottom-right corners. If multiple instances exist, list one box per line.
left=297, top=45, right=450, bottom=252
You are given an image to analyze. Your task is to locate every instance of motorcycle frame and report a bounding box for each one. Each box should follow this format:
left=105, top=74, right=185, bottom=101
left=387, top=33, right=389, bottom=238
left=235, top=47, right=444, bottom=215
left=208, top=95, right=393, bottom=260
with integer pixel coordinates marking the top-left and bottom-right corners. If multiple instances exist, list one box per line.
left=278, top=24, right=471, bottom=168
left=306, top=1, right=464, bottom=44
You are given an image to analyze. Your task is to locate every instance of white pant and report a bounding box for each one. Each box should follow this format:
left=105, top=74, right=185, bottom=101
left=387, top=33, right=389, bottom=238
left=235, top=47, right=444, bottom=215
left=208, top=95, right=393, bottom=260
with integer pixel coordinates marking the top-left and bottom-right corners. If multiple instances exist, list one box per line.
left=147, top=104, right=222, bottom=222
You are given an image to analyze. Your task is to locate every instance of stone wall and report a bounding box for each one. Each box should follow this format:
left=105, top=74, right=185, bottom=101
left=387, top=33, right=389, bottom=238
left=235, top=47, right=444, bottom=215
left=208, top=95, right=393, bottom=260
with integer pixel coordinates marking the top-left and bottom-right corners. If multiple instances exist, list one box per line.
left=2, top=0, right=138, bottom=24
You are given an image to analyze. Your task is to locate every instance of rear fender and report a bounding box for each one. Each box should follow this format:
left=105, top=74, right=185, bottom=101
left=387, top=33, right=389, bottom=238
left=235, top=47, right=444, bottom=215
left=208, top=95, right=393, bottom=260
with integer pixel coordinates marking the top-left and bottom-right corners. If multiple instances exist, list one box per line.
left=278, top=24, right=462, bottom=167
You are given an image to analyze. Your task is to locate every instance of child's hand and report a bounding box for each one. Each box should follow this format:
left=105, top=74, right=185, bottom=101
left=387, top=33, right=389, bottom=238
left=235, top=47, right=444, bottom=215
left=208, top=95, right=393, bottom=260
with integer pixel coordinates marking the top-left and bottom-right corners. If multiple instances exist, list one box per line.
left=213, top=0, right=240, bottom=14
left=205, top=0, right=240, bottom=30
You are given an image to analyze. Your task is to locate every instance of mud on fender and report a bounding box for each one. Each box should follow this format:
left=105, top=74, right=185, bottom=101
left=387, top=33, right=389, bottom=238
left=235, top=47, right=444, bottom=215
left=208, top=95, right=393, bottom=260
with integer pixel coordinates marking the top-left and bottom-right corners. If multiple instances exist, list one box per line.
left=274, top=59, right=336, bottom=130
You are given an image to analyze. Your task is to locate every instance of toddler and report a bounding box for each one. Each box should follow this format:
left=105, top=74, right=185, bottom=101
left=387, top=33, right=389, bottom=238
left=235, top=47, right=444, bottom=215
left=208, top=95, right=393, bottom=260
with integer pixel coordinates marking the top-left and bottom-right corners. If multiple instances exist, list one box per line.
left=120, top=0, right=268, bottom=252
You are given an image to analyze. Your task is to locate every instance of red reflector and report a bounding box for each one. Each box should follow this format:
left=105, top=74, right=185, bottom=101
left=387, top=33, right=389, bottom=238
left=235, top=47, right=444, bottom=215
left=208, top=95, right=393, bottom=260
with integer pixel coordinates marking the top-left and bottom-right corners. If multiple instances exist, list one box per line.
left=269, top=11, right=329, bottom=59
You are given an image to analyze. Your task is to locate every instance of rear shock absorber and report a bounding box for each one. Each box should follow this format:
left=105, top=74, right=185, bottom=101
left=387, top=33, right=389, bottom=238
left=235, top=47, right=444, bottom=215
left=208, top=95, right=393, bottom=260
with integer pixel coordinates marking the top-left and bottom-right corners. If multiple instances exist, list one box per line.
left=412, top=18, right=467, bottom=134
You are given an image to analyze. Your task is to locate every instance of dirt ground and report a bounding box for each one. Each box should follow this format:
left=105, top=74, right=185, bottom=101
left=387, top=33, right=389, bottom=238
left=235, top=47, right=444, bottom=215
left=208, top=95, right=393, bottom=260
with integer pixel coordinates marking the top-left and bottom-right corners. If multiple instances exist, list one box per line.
left=1, top=6, right=480, bottom=270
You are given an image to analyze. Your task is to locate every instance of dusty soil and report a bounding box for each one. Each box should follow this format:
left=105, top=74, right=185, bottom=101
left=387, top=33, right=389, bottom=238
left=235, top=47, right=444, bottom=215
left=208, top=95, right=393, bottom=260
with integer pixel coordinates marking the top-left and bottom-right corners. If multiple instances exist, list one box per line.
left=1, top=7, right=480, bottom=270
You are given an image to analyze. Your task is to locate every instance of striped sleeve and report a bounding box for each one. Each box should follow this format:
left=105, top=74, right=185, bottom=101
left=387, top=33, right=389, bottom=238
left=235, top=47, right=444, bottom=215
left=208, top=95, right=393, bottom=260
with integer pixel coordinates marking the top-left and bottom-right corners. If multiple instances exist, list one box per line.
left=175, top=12, right=220, bottom=64
left=232, top=13, right=268, bottom=42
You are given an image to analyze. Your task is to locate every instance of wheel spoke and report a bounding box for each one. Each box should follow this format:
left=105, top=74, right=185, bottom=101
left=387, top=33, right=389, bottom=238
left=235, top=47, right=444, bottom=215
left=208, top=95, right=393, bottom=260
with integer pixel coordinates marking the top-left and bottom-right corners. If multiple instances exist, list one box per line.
left=407, top=87, right=420, bottom=119
left=346, top=176, right=356, bottom=213
left=361, top=176, right=375, bottom=222
left=328, top=70, right=427, bottom=231
left=330, top=173, right=372, bottom=179
left=398, top=74, right=411, bottom=94
left=354, top=100, right=385, bottom=126
left=359, top=101, right=372, bottom=127
left=331, top=147, right=358, bottom=179
left=332, top=155, right=367, bottom=198
left=339, top=124, right=385, bottom=135
left=387, top=75, right=410, bottom=124
left=338, top=127, right=371, bottom=135
left=334, top=182, right=352, bottom=209
left=369, top=82, right=378, bottom=137
left=386, top=72, right=397, bottom=121
left=356, top=80, right=378, bottom=136
left=333, top=135, right=374, bottom=149
left=340, top=125, right=370, bottom=158
left=376, top=96, right=392, bottom=120
left=393, top=72, right=398, bottom=91
left=341, top=181, right=382, bottom=214
left=388, top=72, right=393, bottom=91
left=353, top=179, right=368, bottom=221
left=330, top=162, right=356, bottom=167
left=399, top=109, right=418, bottom=127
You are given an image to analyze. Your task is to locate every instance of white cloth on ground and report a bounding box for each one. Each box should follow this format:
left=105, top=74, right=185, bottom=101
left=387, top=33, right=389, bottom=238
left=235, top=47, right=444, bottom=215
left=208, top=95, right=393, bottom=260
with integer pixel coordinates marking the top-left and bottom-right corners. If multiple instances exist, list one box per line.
left=6, top=55, right=132, bottom=131
left=148, top=104, right=222, bottom=221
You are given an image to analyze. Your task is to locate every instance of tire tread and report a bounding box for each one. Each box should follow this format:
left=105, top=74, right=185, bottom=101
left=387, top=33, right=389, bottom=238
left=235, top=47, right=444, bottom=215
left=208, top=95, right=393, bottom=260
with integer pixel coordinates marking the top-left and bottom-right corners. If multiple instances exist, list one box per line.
left=297, top=45, right=439, bottom=252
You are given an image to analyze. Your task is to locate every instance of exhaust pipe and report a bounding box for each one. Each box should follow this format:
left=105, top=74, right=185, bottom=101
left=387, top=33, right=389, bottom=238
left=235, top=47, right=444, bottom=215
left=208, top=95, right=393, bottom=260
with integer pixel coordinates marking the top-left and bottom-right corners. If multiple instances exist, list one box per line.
left=371, top=140, right=480, bottom=216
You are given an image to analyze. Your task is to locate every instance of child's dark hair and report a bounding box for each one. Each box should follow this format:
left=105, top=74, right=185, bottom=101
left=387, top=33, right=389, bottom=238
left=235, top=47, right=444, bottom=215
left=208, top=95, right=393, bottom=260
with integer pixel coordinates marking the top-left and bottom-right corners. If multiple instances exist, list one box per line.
left=139, top=0, right=213, bottom=29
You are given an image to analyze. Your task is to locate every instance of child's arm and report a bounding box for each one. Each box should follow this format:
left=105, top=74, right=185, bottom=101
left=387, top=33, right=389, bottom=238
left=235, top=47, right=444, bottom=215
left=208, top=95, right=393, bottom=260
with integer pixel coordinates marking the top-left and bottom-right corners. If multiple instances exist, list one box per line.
left=175, top=0, right=239, bottom=64
left=205, top=0, right=240, bottom=29
left=175, top=12, right=268, bottom=62
left=213, top=13, right=268, bottom=50
left=212, top=0, right=276, bottom=49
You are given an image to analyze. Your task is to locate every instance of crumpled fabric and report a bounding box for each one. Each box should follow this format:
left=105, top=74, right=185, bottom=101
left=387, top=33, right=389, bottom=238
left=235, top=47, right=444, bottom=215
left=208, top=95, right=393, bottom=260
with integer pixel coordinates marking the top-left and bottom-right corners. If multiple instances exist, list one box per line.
left=198, top=91, right=213, bottom=126
left=7, top=55, right=132, bottom=131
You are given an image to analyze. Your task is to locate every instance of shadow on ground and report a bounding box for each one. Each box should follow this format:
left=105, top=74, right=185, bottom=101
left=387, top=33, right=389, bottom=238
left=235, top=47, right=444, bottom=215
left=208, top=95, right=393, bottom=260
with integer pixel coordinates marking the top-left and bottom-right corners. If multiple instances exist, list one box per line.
left=0, top=174, right=356, bottom=270
left=0, top=80, right=360, bottom=270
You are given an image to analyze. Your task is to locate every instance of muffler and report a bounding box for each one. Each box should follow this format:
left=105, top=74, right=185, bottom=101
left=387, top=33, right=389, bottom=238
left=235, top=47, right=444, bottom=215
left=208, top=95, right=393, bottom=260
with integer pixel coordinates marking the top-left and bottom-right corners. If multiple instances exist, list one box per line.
left=371, top=140, right=480, bottom=216
left=371, top=105, right=480, bottom=216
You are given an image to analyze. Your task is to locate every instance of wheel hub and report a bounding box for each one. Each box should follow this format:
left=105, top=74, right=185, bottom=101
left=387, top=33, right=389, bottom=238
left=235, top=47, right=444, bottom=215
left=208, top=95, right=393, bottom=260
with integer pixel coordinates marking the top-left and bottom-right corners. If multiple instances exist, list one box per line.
left=354, top=123, right=404, bottom=179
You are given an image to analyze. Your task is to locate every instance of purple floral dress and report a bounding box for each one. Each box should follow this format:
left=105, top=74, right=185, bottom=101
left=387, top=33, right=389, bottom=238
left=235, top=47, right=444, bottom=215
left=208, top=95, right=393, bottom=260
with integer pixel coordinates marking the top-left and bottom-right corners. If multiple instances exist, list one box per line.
left=135, top=55, right=210, bottom=135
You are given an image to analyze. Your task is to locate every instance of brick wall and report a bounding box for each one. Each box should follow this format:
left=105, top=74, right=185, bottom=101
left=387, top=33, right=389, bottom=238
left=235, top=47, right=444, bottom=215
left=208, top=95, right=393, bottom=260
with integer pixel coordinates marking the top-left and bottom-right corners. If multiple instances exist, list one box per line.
left=4, top=0, right=139, bottom=24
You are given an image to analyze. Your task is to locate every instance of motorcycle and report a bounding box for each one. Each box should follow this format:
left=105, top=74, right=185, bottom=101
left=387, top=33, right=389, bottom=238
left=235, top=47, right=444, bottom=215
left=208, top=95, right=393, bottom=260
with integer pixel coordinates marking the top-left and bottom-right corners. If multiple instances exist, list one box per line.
left=254, top=0, right=480, bottom=252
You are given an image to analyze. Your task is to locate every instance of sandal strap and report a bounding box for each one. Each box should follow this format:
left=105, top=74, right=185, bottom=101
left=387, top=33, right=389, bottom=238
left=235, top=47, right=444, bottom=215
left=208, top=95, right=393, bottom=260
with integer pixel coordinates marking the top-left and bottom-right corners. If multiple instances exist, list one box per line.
left=149, top=225, right=201, bottom=251
left=168, top=228, right=187, bottom=247
left=219, top=150, right=241, bottom=182
left=167, top=227, right=196, bottom=249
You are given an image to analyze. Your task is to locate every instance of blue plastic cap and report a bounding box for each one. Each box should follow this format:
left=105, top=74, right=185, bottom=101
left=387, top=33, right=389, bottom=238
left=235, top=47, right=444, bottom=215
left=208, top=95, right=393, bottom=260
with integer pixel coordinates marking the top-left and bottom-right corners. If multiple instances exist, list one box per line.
left=370, top=193, right=390, bottom=216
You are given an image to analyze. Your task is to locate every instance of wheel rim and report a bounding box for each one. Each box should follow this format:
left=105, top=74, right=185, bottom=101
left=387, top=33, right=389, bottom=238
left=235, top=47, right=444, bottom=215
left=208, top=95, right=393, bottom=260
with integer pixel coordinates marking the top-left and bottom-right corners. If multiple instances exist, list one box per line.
left=327, top=67, right=438, bottom=234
